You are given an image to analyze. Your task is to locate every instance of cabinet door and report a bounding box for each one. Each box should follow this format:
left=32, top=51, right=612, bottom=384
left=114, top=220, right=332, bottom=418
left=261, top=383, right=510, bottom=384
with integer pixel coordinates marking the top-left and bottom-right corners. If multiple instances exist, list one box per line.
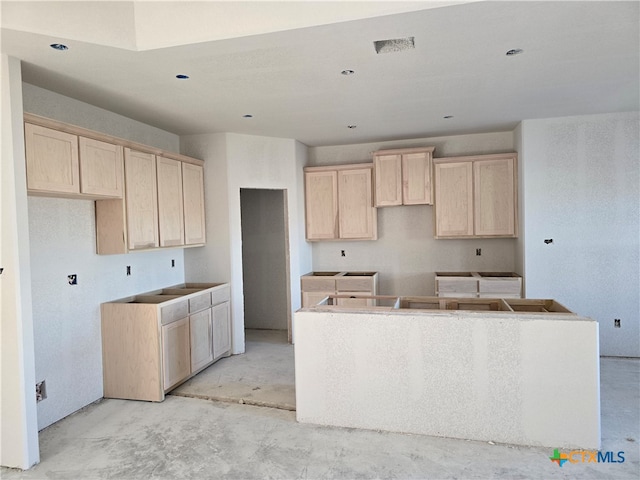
left=434, top=162, right=474, bottom=237
left=212, top=302, right=231, bottom=361
left=157, top=157, right=185, bottom=247
left=305, top=170, right=338, bottom=240
left=374, top=154, right=402, bottom=206
left=24, top=123, right=79, bottom=194
left=124, top=148, right=159, bottom=250
left=79, top=137, right=123, bottom=197
left=162, top=317, right=191, bottom=391
left=402, top=151, right=432, bottom=205
left=474, top=157, right=517, bottom=237
left=182, top=163, right=206, bottom=245
left=190, top=309, right=213, bottom=372
left=338, top=167, right=376, bottom=240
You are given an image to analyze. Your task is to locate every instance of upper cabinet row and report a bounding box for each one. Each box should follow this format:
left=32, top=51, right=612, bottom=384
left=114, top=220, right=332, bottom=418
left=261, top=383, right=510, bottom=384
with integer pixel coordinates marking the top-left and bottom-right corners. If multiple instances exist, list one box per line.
left=24, top=114, right=206, bottom=254
left=25, top=123, right=124, bottom=198
left=303, top=147, right=517, bottom=241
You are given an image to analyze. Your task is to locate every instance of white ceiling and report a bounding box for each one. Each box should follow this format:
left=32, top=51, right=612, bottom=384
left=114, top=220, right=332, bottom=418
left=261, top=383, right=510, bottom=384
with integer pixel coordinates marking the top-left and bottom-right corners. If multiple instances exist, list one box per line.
left=2, top=1, right=639, bottom=147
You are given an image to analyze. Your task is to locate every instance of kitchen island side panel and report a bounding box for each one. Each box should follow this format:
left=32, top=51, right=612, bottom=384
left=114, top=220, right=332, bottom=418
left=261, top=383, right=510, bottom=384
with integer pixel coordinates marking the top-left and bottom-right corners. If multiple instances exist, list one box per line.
left=294, top=309, right=599, bottom=449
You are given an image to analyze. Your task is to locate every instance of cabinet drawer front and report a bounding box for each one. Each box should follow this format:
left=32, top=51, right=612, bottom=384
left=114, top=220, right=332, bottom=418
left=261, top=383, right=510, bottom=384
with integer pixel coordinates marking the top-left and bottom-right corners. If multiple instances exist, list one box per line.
left=189, top=292, right=212, bottom=313
left=335, top=294, right=376, bottom=307
left=436, top=279, right=478, bottom=294
left=301, top=278, right=336, bottom=292
left=211, top=285, right=231, bottom=306
left=478, top=279, right=522, bottom=296
left=161, top=300, right=189, bottom=325
left=336, top=277, right=373, bottom=292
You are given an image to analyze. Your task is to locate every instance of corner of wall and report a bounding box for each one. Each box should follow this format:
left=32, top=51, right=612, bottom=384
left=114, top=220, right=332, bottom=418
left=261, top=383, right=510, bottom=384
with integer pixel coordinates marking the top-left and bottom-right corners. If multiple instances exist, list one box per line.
left=1, top=54, right=40, bottom=469
left=513, top=122, right=526, bottom=292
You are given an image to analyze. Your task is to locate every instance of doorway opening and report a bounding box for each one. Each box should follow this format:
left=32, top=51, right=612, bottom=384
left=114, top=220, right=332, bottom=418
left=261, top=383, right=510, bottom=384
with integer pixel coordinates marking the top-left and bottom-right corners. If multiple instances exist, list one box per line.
left=240, top=188, right=292, bottom=343
left=168, top=188, right=295, bottom=410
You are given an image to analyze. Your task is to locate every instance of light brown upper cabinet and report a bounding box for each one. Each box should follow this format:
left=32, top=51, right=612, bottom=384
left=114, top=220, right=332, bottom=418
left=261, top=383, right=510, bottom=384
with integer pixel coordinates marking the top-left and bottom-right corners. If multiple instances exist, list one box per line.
left=157, top=157, right=185, bottom=247
left=124, top=149, right=160, bottom=250
left=96, top=154, right=206, bottom=254
left=24, top=114, right=206, bottom=254
left=433, top=153, right=517, bottom=238
left=25, top=122, right=123, bottom=198
left=305, top=169, right=338, bottom=240
left=78, top=137, right=124, bottom=197
left=304, top=163, right=377, bottom=241
left=182, top=163, right=206, bottom=245
left=373, top=146, right=435, bottom=206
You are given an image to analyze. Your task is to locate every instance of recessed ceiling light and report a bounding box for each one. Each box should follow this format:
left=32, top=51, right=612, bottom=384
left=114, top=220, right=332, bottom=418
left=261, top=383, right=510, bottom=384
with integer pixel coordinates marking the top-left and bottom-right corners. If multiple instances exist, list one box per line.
left=50, top=43, right=68, bottom=51
left=243, top=114, right=253, bottom=118
left=347, top=125, right=357, bottom=129
left=443, top=115, right=454, bottom=119
left=506, top=49, right=524, bottom=56
left=175, top=74, right=190, bottom=79
left=341, top=70, right=355, bottom=75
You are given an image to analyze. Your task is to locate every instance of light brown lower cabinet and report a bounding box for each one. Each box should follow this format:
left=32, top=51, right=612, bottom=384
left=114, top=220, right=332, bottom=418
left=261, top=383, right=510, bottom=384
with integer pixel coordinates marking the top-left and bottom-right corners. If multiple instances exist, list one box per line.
left=435, top=272, right=522, bottom=298
left=102, top=283, right=231, bottom=402
left=300, top=272, right=379, bottom=307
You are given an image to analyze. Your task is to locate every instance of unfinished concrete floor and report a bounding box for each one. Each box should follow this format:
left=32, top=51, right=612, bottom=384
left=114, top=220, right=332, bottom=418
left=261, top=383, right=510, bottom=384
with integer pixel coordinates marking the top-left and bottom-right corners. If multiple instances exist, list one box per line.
left=171, top=329, right=295, bottom=410
left=2, top=331, right=638, bottom=479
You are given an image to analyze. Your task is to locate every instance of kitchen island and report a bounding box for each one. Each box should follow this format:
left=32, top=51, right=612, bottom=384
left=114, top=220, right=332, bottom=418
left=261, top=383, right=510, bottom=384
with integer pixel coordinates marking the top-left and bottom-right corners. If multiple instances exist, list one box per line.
left=294, top=296, right=600, bottom=449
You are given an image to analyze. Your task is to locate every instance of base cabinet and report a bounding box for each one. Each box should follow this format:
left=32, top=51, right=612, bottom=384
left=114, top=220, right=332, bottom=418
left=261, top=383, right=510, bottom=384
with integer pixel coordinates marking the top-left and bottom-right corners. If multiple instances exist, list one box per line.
left=102, top=283, right=231, bottom=401
left=300, top=272, right=379, bottom=307
left=435, top=272, right=522, bottom=298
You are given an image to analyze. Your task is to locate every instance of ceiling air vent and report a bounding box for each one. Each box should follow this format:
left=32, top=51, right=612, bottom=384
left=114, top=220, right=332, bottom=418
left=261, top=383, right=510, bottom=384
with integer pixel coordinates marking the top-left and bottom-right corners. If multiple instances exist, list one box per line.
left=373, top=37, right=415, bottom=54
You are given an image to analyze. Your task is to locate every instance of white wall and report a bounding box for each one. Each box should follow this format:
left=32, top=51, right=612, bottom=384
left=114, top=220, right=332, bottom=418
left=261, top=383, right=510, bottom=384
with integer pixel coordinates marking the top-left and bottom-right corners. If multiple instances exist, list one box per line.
left=520, top=112, right=639, bottom=357
left=308, top=132, right=518, bottom=296
left=1, top=55, right=39, bottom=469
left=180, top=133, right=232, bottom=283
left=514, top=123, right=525, bottom=284
left=22, top=85, right=188, bottom=429
left=182, top=133, right=312, bottom=352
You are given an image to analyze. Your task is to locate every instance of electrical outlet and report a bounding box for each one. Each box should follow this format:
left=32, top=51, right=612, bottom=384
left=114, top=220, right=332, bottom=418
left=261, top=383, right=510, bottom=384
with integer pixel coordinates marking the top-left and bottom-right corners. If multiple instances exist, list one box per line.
left=36, top=380, right=47, bottom=402
left=68, top=274, right=77, bottom=285
left=614, top=319, right=621, bottom=328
